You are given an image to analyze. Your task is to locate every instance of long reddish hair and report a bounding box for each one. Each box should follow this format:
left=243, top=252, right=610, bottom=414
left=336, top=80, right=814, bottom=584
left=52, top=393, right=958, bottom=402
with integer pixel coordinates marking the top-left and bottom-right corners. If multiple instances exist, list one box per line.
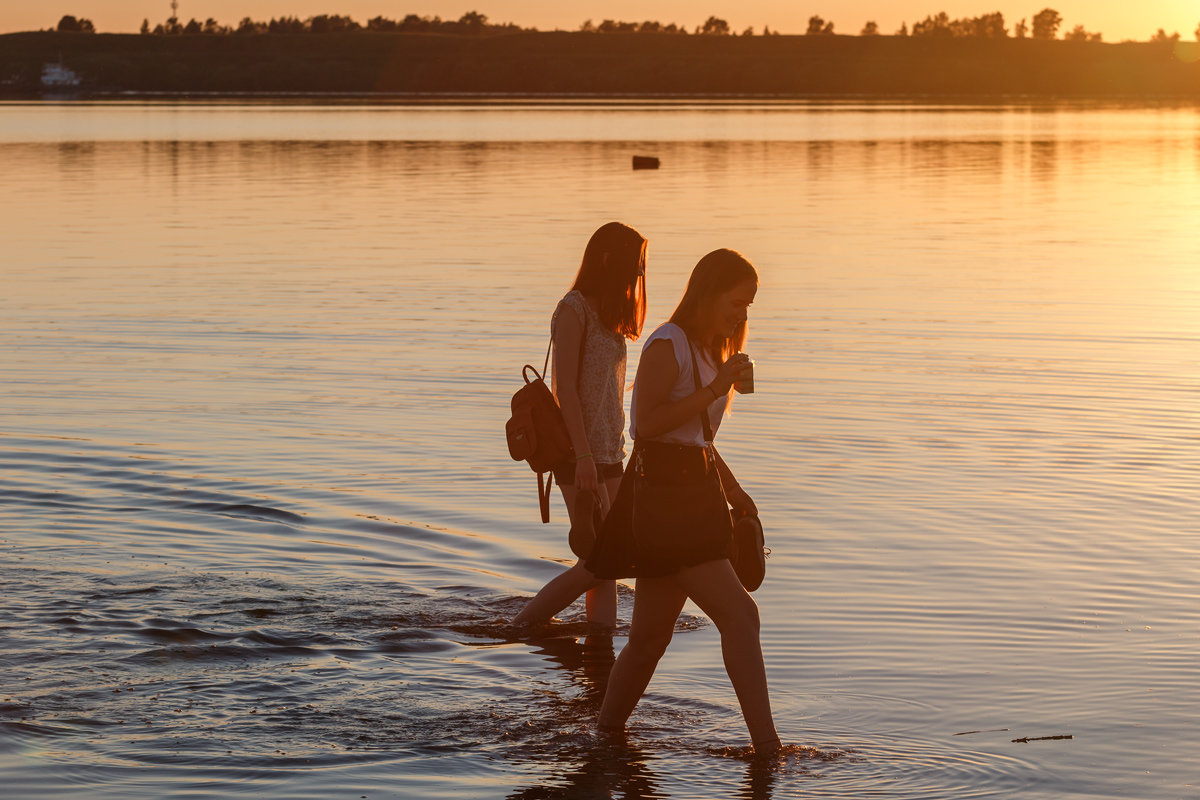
left=669, top=249, right=758, bottom=363
left=570, top=222, right=647, bottom=340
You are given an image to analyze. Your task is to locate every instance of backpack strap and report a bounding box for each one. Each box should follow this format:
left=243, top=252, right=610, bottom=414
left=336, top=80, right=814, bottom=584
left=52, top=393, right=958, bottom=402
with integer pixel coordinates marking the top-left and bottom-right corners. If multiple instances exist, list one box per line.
left=546, top=293, right=589, bottom=383
left=540, top=333, right=553, bottom=380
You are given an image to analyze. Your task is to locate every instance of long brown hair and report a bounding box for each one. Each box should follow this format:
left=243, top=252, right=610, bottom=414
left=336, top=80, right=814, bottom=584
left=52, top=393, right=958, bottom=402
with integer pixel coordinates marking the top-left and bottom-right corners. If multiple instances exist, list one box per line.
left=570, top=222, right=647, bottom=340
left=669, top=248, right=758, bottom=363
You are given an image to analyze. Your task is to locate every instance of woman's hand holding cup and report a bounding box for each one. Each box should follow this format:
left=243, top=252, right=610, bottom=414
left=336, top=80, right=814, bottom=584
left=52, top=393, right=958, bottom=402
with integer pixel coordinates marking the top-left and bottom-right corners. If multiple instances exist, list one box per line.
left=709, top=352, right=755, bottom=397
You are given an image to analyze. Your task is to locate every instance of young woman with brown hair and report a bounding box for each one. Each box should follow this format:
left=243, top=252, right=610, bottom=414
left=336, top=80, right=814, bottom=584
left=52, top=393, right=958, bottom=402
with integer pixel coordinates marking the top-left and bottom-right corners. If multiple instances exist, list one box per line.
left=587, top=248, right=780, bottom=751
left=513, top=222, right=647, bottom=628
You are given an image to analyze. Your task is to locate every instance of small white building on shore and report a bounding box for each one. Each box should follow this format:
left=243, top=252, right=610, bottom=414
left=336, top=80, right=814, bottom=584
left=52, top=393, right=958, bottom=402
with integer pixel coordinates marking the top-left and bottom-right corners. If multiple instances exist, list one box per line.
left=42, top=62, right=82, bottom=88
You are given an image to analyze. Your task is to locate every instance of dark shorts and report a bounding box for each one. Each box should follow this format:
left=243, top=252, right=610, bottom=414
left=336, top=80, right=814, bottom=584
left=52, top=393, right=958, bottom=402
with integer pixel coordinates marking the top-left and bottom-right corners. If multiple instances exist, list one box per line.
left=553, top=458, right=624, bottom=486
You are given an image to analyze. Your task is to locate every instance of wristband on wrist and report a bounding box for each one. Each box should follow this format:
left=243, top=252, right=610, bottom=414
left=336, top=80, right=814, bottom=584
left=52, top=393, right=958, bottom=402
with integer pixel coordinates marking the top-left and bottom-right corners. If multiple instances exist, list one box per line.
left=706, top=384, right=721, bottom=401
left=575, top=452, right=593, bottom=461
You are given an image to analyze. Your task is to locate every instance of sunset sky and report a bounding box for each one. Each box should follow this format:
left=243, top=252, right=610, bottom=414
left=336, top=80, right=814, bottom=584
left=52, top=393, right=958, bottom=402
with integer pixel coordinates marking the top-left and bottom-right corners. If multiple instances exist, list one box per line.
left=4, top=1, right=1199, bottom=41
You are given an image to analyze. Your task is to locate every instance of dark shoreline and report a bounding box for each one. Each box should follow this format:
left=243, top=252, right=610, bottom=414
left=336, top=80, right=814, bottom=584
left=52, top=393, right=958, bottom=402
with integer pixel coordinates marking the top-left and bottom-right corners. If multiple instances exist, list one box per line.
left=4, top=30, right=1200, bottom=98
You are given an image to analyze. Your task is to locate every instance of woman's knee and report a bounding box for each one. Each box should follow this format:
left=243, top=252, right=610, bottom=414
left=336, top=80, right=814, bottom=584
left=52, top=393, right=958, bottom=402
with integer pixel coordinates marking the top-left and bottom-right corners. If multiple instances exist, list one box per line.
left=712, top=593, right=760, bottom=636
left=626, top=628, right=673, bottom=663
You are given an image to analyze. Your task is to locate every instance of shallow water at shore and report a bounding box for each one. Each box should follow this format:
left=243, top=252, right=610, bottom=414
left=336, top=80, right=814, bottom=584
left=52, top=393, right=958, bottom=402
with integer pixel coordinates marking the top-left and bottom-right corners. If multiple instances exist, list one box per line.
left=2, top=101, right=1199, bottom=798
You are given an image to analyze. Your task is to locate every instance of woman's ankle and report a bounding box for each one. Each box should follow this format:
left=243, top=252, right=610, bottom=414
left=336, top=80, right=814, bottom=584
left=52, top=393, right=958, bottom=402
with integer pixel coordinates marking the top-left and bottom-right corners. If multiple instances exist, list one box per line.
left=596, top=722, right=625, bottom=740
left=751, top=735, right=782, bottom=754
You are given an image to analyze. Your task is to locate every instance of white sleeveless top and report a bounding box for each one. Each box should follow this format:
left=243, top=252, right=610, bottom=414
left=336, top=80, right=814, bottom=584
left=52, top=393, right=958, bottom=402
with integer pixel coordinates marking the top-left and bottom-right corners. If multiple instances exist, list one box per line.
left=629, top=322, right=727, bottom=447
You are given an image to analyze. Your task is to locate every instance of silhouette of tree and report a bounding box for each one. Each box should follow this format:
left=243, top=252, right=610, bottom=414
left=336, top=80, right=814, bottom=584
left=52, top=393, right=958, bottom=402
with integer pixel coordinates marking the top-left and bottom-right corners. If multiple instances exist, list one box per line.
left=56, top=15, right=95, bottom=33
left=237, top=16, right=267, bottom=33
left=701, top=16, right=730, bottom=35
left=1150, top=28, right=1181, bottom=43
left=588, top=18, right=686, bottom=34
left=308, top=14, right=360, bottom=33
left=183, top=18, right=203, bottom=34
left=1031, top=8, right=1062, bottom=40
left=965, top=12, right=1006, bottom=38
left=458, top=10, right=487, bottom=33
left=1063, top=24, right=1101, bottom=42
left=1015, top=18, right=1028, bottom=38
left=897, top=21, right=909, bottom=36
left=911, top=12, right=951, bottom=37
left=861, top=21, right=879, bottom=36
left=910, top=11, right=1006, bottom=38
left=806, top=16, right=834, bottom=35
left=399, top=14, right=434, bottom=32
left=267, top=16, right=305, bottom=33
left=598, top=19, right=636, bottom=33
left=741, top=26, right=754, bottom=36
left=140, top=18, right=150, bottom=34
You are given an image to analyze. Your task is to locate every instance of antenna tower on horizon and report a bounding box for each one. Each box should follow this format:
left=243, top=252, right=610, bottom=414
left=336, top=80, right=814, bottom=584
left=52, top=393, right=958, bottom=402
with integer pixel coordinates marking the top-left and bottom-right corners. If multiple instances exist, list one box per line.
left=170, top=0, right=178, bottom=19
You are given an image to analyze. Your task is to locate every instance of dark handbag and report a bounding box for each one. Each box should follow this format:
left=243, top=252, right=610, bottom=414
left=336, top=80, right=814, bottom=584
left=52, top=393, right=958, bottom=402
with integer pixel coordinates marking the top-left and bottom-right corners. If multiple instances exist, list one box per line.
left=631, top=446, right=733, bottom=567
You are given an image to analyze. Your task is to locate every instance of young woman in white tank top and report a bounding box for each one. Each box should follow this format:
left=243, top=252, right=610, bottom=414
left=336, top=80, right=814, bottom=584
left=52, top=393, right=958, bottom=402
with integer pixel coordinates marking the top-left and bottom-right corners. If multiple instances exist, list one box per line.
left=586, top=248, right=780, bottom=752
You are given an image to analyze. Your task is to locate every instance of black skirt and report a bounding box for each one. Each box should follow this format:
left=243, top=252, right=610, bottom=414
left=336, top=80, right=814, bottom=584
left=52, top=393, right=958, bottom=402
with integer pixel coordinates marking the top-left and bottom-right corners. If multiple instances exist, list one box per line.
left=586, top=440, right=734, bottom=579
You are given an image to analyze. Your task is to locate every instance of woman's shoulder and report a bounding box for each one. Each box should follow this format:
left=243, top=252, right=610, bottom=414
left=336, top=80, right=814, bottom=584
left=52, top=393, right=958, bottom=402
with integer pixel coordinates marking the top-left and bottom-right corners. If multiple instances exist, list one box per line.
left=553, top=290, right=587, bottom=326
left=643, top=321, right=687, bottom=347
left=641, top=322, right=689, bottom=364
left=560, top=289, right=584, bottom=305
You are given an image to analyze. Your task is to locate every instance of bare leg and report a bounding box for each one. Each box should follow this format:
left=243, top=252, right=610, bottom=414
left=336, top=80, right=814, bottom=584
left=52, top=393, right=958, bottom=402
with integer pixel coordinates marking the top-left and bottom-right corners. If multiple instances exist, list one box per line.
left=582, top=475, right=621, bottom=626
left=596, top=574, right=688, bottom=731
left=514, top=478, right=619, bottom=628
left=674, top=559, right=778, bottom=748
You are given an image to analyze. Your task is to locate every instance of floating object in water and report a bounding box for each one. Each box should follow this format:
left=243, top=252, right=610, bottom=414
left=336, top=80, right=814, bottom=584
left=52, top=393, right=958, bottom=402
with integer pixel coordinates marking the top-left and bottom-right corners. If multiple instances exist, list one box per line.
left=632, top=156, right=660, bottom=170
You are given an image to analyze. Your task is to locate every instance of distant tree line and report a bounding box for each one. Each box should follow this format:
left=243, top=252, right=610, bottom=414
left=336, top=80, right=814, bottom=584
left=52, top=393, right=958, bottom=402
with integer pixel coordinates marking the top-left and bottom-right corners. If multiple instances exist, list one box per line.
left=135, top=10, right=529, bottom=36
left=50, top=10, right=1200, bottom=42
left=579, top=17, right=773, bottom=36
left=131, top=12, right=759, bottom=38
left=837, top=8, right=1189, bottom=42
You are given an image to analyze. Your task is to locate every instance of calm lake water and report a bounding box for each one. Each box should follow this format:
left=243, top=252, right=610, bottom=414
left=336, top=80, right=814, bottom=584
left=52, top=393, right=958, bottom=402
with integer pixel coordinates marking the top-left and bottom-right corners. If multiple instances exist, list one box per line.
left=2, top=100, right=1199, bottom=799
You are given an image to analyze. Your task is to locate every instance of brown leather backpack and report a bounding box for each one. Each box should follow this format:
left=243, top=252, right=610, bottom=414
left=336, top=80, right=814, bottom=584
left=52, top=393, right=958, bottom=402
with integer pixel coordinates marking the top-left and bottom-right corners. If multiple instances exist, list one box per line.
left=505, top=315, right=584, bottom=523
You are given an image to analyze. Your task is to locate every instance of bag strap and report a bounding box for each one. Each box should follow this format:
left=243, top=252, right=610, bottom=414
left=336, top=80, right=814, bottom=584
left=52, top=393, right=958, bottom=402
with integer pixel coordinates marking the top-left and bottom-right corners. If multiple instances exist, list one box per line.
left=688, top=343, right=716, bottom=445
left=543, top=294, right=588, bottom=385
left=538, top=472, right=553, bottom=523
left=539, top=335, right=554, bottom=380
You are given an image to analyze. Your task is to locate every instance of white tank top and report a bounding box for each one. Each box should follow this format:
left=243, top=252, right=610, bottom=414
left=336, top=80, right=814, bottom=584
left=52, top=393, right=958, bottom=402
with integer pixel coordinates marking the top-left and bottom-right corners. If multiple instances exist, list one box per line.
left=629, top=322, right=727, bottom=446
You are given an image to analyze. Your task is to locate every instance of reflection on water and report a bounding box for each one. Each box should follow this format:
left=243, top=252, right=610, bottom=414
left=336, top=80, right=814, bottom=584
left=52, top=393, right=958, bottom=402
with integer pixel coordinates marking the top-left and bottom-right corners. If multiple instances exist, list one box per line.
left=1, top=102, right=1199, bottom=798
